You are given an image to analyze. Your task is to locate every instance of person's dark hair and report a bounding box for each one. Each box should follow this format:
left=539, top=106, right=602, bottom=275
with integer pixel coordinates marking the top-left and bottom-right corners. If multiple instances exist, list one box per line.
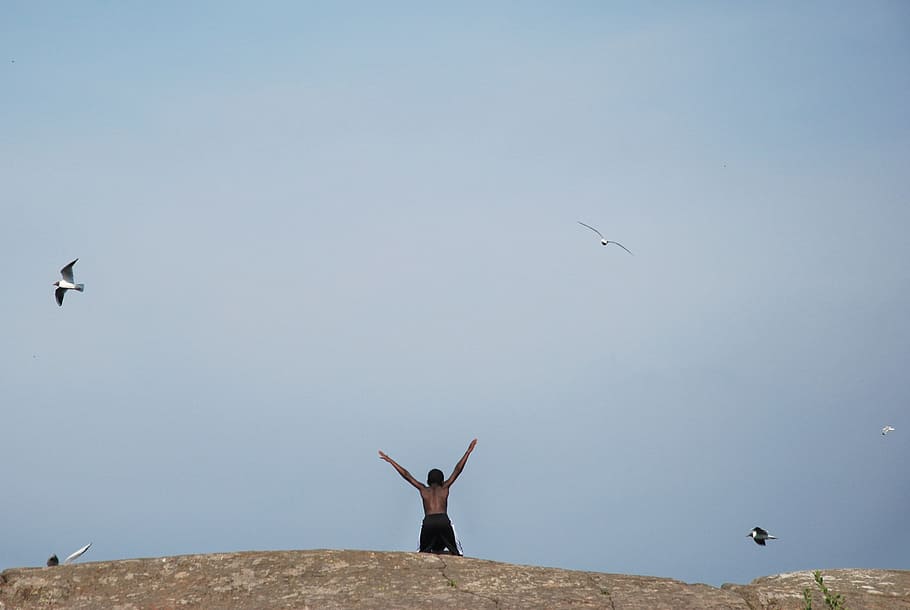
left=427, top=468, right=444, bottom=486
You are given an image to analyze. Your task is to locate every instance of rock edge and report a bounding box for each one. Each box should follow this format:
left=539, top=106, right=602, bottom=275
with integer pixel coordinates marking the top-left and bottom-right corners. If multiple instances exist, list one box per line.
left=1, top=550, right=908, bottom=609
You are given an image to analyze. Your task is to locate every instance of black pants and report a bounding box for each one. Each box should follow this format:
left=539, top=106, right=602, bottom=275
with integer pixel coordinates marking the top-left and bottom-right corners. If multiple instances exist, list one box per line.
left=419, top=513, right=461, bottom=556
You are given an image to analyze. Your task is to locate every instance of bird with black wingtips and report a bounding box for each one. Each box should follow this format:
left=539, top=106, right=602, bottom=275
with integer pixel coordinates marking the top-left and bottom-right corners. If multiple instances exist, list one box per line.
left=747, top=526, right=777, bottom=546
left=577, top=221, right=634, bottom=255
left=64, top=542, right=91, bottom=563
left=46, top=543, right=91, bottom=566
left=882, top=425, right=895, bottom=436
left=53, top=258, right=85, bottom=306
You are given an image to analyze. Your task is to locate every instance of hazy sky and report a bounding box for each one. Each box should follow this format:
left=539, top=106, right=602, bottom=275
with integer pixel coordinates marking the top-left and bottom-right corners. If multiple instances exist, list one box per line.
left=2, top=2, right=908, bottom=586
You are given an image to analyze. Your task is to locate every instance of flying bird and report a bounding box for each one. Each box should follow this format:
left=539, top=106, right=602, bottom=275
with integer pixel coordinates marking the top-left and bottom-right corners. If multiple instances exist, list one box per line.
left=577, top=221, right=633, bottom=255
left=747, top=527, right=777, bottom=546
left=53, top=258, right=85, bottom=306
left=46, top=543, right=91, bottom=566
left=882, top=426, right=895, bottom=436
left=64, top=542, right=92, bottom=563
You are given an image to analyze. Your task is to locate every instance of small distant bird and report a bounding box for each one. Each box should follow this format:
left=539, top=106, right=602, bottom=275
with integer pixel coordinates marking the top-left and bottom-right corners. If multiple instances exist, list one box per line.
left=882, top=426, right=895, bottom=436
left=46, top=543, right=91, bottom=566
left=577, top=221, right=633, bottom=255
left=747, top=527, right=777, bottom=546
left=65, top=543, right=91, bottom=563
left=53, top=258, right=85, bottom=306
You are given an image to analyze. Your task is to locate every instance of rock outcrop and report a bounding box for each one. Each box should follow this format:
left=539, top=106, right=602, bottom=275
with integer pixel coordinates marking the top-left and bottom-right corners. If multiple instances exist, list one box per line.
left=722, top=569, right=910, bottom=610
left=1, top=549, right=907, bottom=609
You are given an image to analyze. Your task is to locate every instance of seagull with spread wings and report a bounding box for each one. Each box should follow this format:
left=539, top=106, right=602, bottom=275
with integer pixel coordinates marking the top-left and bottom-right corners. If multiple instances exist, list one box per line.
left=747, top=527, right=777, bottom=546
left=46, top=543, right=92, bottom=566
left=577, top=221, right=633, bottom=255
left=65, top=543, right=92, bottom=563
left=53, top=258, right=85, bottom=306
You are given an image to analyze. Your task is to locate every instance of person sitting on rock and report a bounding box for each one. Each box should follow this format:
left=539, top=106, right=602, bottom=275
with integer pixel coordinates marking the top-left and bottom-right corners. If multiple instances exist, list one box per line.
left=378, top=438, right=477, bottom=556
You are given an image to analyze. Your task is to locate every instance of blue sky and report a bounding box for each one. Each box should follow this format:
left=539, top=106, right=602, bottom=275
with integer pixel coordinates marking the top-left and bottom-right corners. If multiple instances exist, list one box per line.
left=2, top=2, right=908, bottom=586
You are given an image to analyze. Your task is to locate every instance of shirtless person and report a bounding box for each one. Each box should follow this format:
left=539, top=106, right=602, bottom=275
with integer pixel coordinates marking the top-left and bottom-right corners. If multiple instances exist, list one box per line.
left=378, top=438, right=477, bottom=556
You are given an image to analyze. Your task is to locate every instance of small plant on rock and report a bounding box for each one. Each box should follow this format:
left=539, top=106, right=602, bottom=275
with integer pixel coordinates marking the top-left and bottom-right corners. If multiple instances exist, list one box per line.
left=803, top=570, right=847, bottom=610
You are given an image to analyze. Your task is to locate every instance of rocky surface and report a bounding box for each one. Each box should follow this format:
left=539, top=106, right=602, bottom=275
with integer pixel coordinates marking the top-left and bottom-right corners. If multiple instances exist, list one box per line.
left=722, top=569, right=910, bottom=610
left=0, top=550, right=907, bottom=609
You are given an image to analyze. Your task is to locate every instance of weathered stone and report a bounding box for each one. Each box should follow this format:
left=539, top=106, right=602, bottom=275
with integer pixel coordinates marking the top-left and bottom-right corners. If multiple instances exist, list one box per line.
left=722, top=568, right=910, bottom=610
left=0, top=550, right=907, bottom=609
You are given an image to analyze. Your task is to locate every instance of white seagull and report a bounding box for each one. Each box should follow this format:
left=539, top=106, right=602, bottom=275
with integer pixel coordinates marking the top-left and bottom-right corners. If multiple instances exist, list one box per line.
left=46, top=542, right=92, bottom=566
left=577, top=221, right=633, bottom=255
left=53, top=258, right=85, bottom=306
left=747, top=526, right=777, bottom=546
left=882, top=426, right=895, bottom=436
left=65, top=543, right=92, bottom=564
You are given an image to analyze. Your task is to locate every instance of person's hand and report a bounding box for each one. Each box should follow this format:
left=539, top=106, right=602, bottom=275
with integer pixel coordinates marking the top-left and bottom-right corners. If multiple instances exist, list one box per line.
left=378, top=450, right=391, bottom=462
left=468, top=439, right=477, bottom=452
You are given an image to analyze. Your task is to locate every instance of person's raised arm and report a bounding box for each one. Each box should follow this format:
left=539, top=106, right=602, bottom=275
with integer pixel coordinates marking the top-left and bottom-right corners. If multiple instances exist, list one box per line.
left=379, top=450, right=424, bottom=490
left=443, top=438, right=477, bottom=488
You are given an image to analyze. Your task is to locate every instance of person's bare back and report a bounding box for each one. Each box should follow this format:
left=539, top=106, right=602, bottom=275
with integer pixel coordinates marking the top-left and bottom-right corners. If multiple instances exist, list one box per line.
left=378, top=439, right=477, bottom=554
left=419, top=483, right=450, bottom=515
